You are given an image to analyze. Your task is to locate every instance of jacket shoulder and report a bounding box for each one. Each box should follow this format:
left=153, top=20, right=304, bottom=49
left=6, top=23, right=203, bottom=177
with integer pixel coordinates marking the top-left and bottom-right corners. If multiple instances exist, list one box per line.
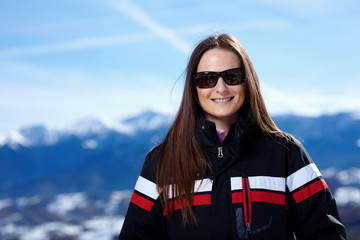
left=267, top=131, right=314, bottom=172
left=139, top=144, right=162, bottom=183
left=269, top=132, right=304, bottom=152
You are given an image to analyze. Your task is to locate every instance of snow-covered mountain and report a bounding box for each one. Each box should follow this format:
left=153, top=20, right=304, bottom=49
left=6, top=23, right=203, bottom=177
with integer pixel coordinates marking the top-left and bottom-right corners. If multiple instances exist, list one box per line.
left=0, top=110, right=173, bottom=197
left=0, top=110, right=359, bottom=239
left=272, top=112, right=360, bottom=169
left=0, top=190, right=131, bottom=240
left=0, top=110, right=359, bottom=197
left=0, top=110, right=173, bottom=150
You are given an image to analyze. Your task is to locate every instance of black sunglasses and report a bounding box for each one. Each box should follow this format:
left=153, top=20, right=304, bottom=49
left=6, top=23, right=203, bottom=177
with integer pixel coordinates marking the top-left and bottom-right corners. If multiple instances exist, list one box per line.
left=192, top=68, right=246, bottom=88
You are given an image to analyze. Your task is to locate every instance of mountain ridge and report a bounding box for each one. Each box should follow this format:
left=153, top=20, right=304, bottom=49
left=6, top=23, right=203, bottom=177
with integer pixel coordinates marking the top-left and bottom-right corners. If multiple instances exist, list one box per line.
left=0, top=110, right=359, bottom=198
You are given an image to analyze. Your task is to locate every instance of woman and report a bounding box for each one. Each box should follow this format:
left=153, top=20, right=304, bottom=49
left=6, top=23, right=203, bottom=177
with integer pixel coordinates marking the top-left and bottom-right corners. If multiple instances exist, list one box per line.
left=119, top=34, right=346, bottom=240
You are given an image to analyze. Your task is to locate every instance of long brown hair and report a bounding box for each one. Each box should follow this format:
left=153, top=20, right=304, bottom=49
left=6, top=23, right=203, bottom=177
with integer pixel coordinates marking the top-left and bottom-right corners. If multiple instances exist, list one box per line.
left=156, top=33, right=281, bottom=224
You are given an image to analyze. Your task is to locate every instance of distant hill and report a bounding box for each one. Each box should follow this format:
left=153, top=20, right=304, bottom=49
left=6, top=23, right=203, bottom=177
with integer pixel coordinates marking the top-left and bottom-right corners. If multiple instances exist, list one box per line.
left=0, top=111, right=359, bottom=198
left=273, top=113, right=360, bottom=169
left=0, top=110, right=172, bottom=198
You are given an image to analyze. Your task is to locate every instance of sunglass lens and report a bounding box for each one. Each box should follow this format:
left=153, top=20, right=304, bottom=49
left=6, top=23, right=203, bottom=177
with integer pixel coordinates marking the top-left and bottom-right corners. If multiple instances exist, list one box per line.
left=195, top=74, right=217, bottom=88
left=224, top=71, right=244, bottom=85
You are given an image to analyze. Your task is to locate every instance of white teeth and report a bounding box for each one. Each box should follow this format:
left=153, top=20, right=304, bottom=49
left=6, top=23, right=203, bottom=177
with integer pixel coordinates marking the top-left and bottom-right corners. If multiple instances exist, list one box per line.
left=213, top=98, right=232, bottom=103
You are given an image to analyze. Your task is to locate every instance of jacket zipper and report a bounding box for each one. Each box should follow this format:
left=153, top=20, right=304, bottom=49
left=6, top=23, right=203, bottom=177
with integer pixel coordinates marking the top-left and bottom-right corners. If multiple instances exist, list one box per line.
left=217, top=147, right=223, bottom=158
left=242, top=177, right=252, bottom=237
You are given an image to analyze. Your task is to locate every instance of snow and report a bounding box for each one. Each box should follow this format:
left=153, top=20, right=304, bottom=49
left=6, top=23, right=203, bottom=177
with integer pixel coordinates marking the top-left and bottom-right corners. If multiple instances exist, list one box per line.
left=79, top=216, right=124, bottom=240
left=81, top=139, right=98, bottom=149
left=322, top=167, right=360, bottom=186
left=0, top=110, right=174, bottom=148
left=0, top=223, right=28, bottom=238
left=334, top=186, right=360, bottom=206
left=20, top=124, right=61, bottom=146
left=0, top=115, right=138, bottom=148
left=100, top=117, right=135, bottom=135
left=0, top=190, right=130, bottom=240
left=2, top=213, right=22, bottom=224
left=0, top=134, right=6, bottom=146
left=122, top=110, right=173, bottom=133
left=8, top=131, right=30, bottom=147
left=66, top=111, right=174, bottom=137
left=105, top=190, right=132, bottom=215
left=0, top=130, right=30, bottom=149
left=16, top=195, right=41, bottom=207
left=147, top=114, right=168, bottom=130
left=0, top=199, right=13, bottom=210
left=321, top=167, right=337, bottom=179
left=336, top=168, right=360, bottom=185
left=352, top=111, right=360, bottom=120
left=0, top=217, right=124, bottom=240
left=20, top=222, right=82, bottom=240
left=0, top=125, right=62, bottom=148
left=71, top=117, right=112, bottom=136
left=70, top=116, right=135, bottom=137
left=46, top=193, right=88, bottom=216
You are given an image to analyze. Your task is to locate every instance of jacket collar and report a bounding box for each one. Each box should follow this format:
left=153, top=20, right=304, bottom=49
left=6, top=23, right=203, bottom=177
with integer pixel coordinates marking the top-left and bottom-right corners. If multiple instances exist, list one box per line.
left=195, top=107, right=258, bottom=151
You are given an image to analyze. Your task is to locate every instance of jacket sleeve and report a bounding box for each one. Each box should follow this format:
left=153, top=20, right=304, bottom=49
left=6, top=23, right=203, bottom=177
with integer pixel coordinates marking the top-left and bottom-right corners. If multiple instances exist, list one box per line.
left=286, top=139, right=346, bottom=240
left=119, top=146, right=168, bottom=240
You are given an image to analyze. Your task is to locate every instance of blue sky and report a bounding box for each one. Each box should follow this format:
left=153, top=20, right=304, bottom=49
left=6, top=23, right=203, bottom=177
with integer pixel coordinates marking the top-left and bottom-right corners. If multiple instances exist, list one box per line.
left=0, top=0, right=359, bottom=133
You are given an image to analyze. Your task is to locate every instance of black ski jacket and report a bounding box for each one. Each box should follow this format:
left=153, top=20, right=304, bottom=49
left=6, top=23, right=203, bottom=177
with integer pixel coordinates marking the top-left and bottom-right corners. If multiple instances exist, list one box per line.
left=119, top=117, right=346, bottom=240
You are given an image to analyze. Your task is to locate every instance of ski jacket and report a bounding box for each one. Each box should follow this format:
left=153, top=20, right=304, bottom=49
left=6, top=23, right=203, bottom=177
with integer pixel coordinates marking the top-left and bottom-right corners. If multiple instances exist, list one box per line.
left=119, top=117, right=346, bottom=240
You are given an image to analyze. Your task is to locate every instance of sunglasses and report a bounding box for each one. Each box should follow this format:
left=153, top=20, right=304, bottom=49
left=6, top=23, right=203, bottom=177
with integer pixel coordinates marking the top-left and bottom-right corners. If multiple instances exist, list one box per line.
left=192, top=68, right=246, bottom=88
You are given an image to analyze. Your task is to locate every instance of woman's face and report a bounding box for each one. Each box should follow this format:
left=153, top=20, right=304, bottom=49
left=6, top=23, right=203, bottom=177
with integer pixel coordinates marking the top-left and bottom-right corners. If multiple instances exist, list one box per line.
left=196, top=48, right=246, bottom=124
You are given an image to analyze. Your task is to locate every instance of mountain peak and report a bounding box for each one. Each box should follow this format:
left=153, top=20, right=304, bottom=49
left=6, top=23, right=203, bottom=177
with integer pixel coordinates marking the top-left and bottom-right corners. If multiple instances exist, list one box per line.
left=0, top=130, right=30, bottom=149
left=69, top=116, right=133, bottom=137
left=0, top=110, right=174, bottom=149
left=122, top=109, right=174, bottom=132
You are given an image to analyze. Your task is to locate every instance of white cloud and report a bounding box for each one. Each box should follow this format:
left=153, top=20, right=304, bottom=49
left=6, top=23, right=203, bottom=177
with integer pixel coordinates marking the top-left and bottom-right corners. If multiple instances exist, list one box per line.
left=0, top=18, right=291, bottom=58
left=108, top=0, right=192, bottom=55
left=261, top=81, right=360, bottom=116
left=0, top=64, right=182, bottom=133
left=0, top=32, right=154, bottom=57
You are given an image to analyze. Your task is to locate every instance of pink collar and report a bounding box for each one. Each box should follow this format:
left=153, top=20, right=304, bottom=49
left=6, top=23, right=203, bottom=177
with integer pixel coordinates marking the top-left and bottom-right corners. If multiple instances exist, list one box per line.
left=216, top=128, right=226, bottom=144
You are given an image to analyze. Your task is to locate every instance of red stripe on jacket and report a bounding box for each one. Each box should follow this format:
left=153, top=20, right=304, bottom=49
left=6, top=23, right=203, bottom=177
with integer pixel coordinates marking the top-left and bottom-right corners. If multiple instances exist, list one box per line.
left=163, top=194, right=211, bottom=215
left=130, top=192, right=154, bottom=211
left=232, top=191, right=285, bottom=205
left=292, top=179, right=328, bottom=203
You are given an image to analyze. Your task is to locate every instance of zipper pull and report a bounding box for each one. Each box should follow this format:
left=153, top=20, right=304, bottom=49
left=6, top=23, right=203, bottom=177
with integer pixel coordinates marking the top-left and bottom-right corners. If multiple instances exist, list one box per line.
left=246, top=222, right=252, bottom=237
left=217, top=147, right=223, bottom=158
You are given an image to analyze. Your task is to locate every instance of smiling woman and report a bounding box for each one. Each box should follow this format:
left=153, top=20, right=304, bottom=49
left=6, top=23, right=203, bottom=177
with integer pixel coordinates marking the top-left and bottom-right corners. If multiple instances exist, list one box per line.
left=118, top=33, right=346, bottom=240
left=195, top=48, right=246, bottom=134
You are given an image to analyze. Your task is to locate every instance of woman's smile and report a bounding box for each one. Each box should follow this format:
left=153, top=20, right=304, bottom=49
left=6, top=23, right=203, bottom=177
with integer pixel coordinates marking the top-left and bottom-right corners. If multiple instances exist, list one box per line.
left=211, top=97, right=234, bottom=103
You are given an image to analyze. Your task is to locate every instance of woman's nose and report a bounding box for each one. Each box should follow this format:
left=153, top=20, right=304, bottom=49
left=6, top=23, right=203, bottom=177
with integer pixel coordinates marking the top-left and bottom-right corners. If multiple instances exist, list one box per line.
left=215, top=77, right=229, bottom=93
